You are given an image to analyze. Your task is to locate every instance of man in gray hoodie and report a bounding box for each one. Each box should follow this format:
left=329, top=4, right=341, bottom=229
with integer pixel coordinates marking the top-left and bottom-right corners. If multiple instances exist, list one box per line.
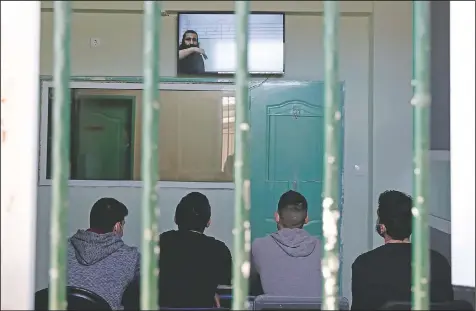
left=250, top=190, right=322, bottom=297
left=68, top=198, right=140, bottom=310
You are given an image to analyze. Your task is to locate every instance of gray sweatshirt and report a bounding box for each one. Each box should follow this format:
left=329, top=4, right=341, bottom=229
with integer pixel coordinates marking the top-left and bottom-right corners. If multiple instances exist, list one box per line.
left=251, top=228, right=322, bottom=297
left=67, top=230, right=140, bottom=310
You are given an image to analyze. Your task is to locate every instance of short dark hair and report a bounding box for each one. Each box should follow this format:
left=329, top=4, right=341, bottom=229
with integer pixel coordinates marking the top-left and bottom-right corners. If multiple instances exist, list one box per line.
left=277, top=190, right=308, bottom=229
left=175, top=192, right=211, bottom=232
left=377, top=190, right=413, bottom=240
left=89, top=198, right=128, bottom=233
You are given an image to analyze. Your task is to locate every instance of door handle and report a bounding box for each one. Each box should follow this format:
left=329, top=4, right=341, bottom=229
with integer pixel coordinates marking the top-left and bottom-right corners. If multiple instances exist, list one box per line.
left=292, top=180, right=297, bottom=190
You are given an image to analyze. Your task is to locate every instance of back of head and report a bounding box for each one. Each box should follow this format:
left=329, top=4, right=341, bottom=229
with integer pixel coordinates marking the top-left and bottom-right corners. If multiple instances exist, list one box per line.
left=175, top=192, right=211, bottom=233
left=89, top=198, right=128, bottom=233
left=277, top=190, right=308, bottom=229
left=377, top=190, right=413, bottom=240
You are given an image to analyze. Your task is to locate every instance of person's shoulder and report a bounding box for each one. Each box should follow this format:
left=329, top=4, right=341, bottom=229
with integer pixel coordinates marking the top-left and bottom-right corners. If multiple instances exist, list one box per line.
left=252, top=235, right=271, bottom=245
left=120, top=243, right=140, bottom=257
left=115, top=243, right=140, bottom=269
left=160, top=230, right=177, bottom=240
left=430, top=248, right=449, bottom=260
left=430, top=249, right=451, bottom=267
left=206, top=235, right=230, bottom=252
left=352, top=245, right=386, bottom=268
left=251, top=235, right=273, bottom=252
left=158, top=230, right=182, bottom=250
left=352, top=252, right=367, bottom=269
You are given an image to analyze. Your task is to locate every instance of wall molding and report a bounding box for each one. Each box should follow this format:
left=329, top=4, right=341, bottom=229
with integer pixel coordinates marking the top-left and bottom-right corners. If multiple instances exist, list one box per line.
left=40, top=1, right=374, bottom=14
left=430, top=150, right=450, bottom=161
left=429, top=214, right=451, bottom=234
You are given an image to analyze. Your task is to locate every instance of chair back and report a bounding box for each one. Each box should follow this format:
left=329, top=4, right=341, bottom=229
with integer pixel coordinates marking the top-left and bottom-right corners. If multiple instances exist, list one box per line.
left=380, top=300, right=474, bottom=310
left=454, top=286, right=475, bottom=309
left=160, top=308, right=229, bottom=311
left=35, top=286, right=112, bottom=310
left=252, top=295, right=350, bottom=310
left=217, top=294, right=255, bottom=310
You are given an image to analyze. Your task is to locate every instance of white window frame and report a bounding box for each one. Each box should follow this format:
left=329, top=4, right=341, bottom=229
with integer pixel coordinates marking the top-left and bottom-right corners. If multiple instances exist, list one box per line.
left=38, top=80, right=236, bottom=189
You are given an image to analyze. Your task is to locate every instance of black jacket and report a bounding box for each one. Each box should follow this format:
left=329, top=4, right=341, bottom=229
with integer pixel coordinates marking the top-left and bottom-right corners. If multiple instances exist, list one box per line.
left=122, top=230, right=232, bottom=309
left=178, top=50, right=205, bottom=74
left=351, top=243, right=454, bottom=310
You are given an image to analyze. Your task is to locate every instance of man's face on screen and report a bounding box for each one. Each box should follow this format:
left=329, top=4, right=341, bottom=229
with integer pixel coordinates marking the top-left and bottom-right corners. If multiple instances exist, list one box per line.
left=183, top=32, right=199, bottom=48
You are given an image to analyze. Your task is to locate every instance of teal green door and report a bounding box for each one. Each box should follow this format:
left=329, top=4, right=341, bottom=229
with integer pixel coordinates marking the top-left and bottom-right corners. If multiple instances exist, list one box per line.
left=72, top=96, right=134, bottom=180
left=250, top=81, right=343, bottom=241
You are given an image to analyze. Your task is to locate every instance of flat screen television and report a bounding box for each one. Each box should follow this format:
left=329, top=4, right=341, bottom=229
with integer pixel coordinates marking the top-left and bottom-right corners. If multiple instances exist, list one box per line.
left=177, top=12, right=285, bottom=76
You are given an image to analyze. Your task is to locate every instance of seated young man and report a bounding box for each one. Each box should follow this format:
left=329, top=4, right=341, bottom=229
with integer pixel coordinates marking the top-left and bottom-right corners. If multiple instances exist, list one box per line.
left=68, top=198, right=140, bottom=310
left=122, top=192, right=232, bottom=309
left=249, top=190, right=323, bottom=297
left=351, top=190, right=454, bottom=310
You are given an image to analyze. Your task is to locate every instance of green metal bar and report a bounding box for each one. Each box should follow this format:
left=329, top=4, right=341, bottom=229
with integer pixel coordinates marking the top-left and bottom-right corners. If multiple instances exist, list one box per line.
left=232, top=1, right=251, bottom=310
left=140, top=1, right=161, bottom=310
left=411, top=1, right=431, bottom=310
left=321, top=1, right=341, bottom=310
left=49, top=1, right=71, bottom=310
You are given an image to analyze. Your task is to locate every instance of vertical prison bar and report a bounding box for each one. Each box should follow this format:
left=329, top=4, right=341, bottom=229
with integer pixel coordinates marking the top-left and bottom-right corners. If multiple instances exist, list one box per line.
left=321, top=1, right=342, bottom=310
left=411, top=1, right=431, bottom=310
left=0, top=2, right=41, bottom=309
left=231, top=1, right=251, bottom=310
left=140, top=1, right=162, bottom=310
left=49, top=2, right=72, bottom=309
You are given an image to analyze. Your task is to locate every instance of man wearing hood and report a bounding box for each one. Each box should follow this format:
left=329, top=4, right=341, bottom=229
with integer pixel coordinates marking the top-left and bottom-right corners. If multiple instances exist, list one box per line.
left=68, top=198, right=140, bottom=310
left=249, top=190, right=322, bottom=297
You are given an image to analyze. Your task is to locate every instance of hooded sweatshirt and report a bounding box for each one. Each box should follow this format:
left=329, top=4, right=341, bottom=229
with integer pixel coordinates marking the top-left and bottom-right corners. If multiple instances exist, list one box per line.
left=250, top=228, right=322, bottom=297
left=67, top=230, right=140, bottom=310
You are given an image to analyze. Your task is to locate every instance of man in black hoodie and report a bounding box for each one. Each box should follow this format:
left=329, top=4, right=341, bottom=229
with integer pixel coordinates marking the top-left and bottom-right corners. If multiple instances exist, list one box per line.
left=123, top=192, right=232, bottom=309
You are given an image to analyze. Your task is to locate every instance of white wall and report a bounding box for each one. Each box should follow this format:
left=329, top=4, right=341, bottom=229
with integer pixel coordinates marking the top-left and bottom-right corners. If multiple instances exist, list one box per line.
left=450, top=0, right=475, bottom=288
left=36, top=0, right=452, bottom=301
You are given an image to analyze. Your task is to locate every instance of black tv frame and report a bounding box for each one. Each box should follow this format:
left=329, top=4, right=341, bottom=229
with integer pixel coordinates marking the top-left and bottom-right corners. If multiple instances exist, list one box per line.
left=176, top=11, right=286, bottom=77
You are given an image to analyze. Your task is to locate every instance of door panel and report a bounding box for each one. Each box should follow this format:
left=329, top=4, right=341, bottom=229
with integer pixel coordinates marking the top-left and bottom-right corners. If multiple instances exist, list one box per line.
left=251, top=81, right=329, bottom=240
left=74, top=97, right=134, bottom=180
left=267, top=111, right=324, bottom=182
left=259, top=181, right=293, bottom=235
left=298, top=180, right=323, bottom=237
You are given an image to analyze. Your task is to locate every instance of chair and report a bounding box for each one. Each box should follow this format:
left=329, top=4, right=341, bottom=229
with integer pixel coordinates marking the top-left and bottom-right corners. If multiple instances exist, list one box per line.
left=216, top=285, right=255, bottom=310
left=217, top=294, right=255, bottom=310
left=380, top=300, right=474, bottom=310
left=454, top=285, right=476, bottom=309
left=252, top=295, right=350, bottom=310
left=160, top=308, right=230, bottom=311
left=35, top=286, right=112, bottom=310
